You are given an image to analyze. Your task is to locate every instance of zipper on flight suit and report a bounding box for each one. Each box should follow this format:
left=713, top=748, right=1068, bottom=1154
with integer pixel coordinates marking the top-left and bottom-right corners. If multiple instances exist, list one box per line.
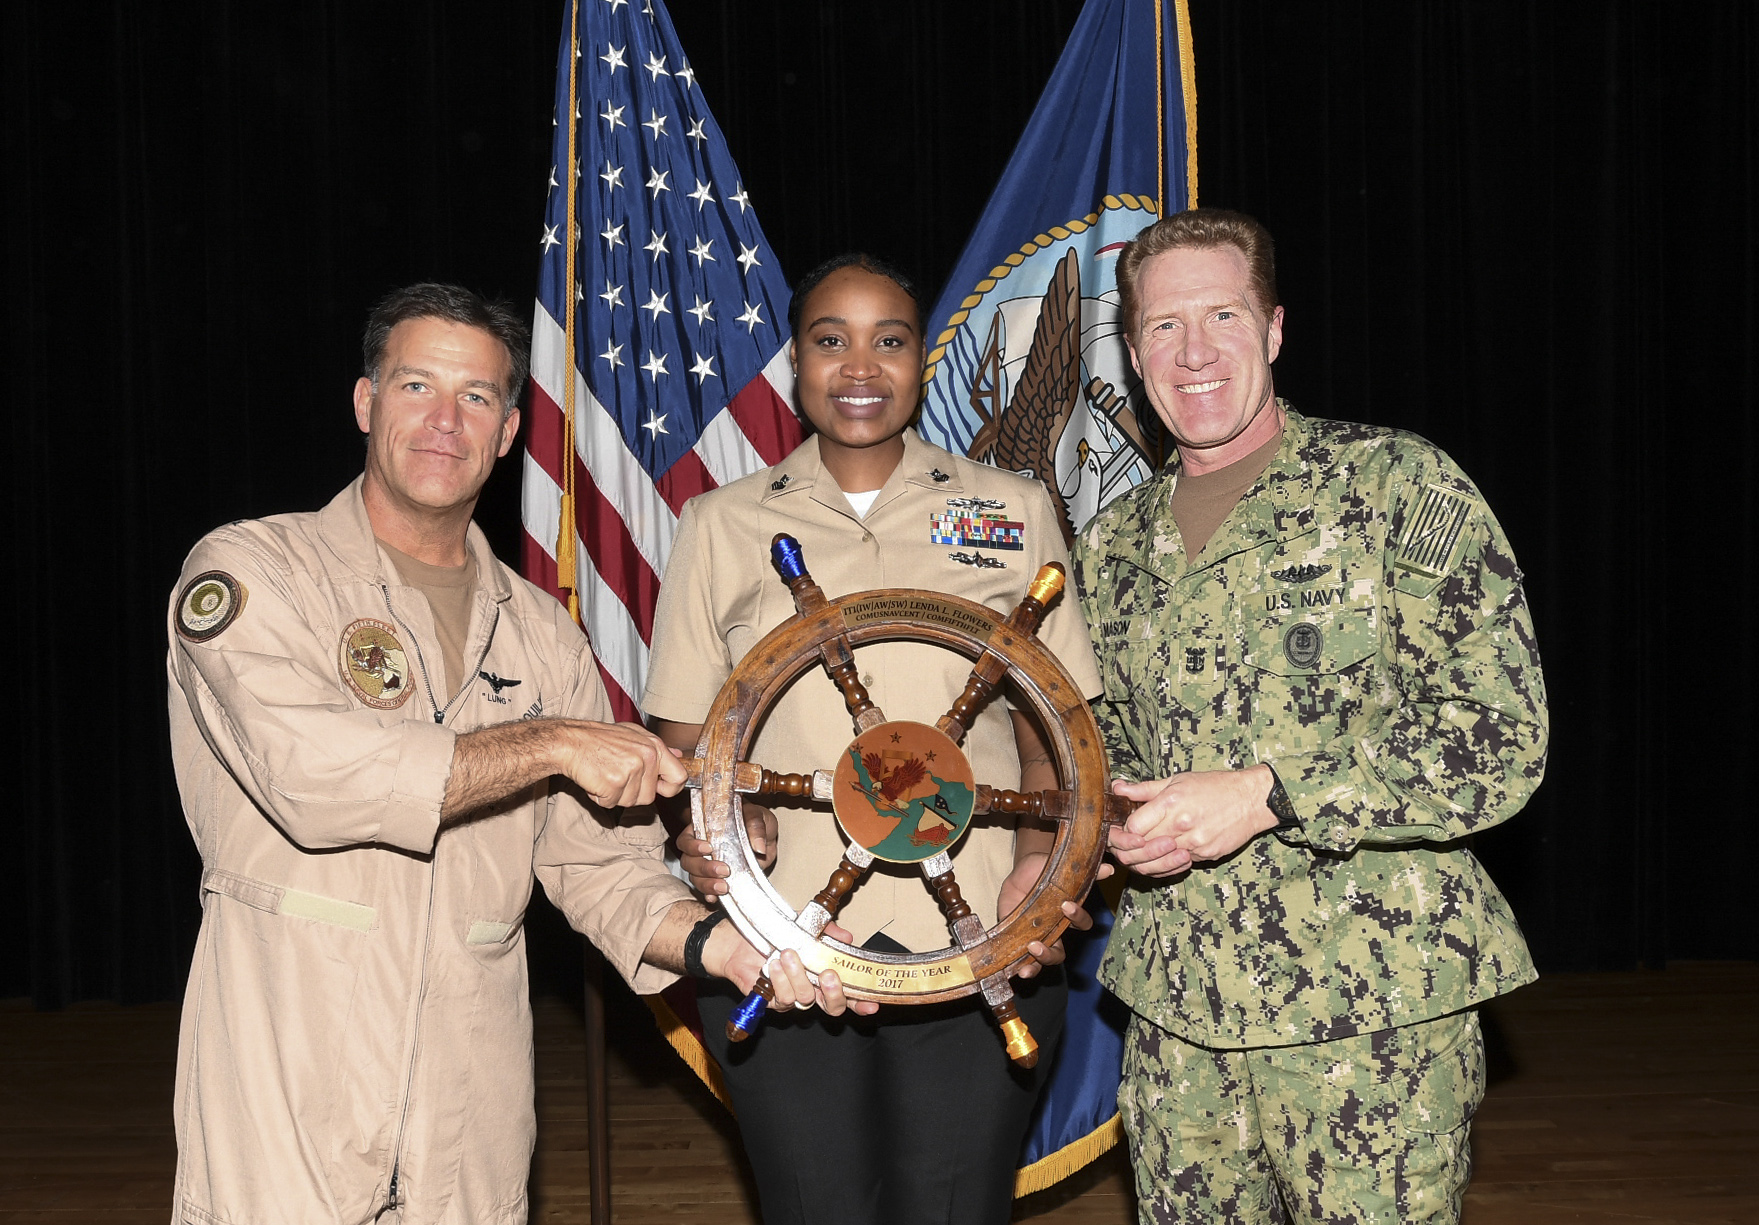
left=375, top=585, right=501, bottom=1210
left=380, top=587, right=500, bottom=726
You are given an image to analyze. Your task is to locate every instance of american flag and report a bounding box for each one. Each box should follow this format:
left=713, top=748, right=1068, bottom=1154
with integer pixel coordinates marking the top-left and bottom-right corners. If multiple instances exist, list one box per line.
left=523, top=0, right=802, bottom=719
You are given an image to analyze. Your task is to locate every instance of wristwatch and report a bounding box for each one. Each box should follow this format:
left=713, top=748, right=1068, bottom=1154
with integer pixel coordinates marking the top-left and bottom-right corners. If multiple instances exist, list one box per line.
left=683, top=909, right=729, bottom=979
left=1265, top=766, right=1300, bottom=830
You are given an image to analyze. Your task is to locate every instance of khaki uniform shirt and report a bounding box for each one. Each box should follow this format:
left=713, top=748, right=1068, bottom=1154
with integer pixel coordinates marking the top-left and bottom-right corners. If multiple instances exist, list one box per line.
left=644, top=430, right=1103, bottom=951
left=1071, top=409, right=1546, bottom=1048
left=166, top=478, right=691, bottom=1225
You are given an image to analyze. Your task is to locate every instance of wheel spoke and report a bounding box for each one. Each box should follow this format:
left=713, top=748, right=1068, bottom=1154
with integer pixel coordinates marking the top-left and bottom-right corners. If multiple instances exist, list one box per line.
left=795, top=842, right=875, bottom=938
left=935, top=563, right=1066, bottom=744
left=771, top=534, right=887, bottom=732
left=683, top=757, right=835, bottom=803
left=971, top=784, right=1136, bottom=828
left=920, top=853, right=1039, bottom=1067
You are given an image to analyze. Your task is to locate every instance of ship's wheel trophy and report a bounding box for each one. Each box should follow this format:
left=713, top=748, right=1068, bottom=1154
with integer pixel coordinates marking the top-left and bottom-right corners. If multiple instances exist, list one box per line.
left=677, top=535, right=1132, bottom=1067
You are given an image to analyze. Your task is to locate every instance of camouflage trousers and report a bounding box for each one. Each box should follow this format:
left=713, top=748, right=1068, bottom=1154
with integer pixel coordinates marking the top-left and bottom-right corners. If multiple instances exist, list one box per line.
left=1118, top=1009, right=1484, bottom=1224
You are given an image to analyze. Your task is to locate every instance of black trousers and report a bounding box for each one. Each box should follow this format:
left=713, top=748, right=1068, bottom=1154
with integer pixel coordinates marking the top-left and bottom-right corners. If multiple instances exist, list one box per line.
left=697, top=961, right=1068, bottom=1225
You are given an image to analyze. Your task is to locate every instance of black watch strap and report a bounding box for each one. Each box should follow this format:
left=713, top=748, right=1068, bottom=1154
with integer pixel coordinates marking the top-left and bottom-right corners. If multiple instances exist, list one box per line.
left=683, top=909, right=729, bottom=979
left=1265, top=766, right=1300, bottom=829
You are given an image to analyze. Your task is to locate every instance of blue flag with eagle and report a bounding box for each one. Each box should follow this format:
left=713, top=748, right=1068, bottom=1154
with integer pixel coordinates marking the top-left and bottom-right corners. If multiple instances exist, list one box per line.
left=919, top=0, right=1200, bottom=1195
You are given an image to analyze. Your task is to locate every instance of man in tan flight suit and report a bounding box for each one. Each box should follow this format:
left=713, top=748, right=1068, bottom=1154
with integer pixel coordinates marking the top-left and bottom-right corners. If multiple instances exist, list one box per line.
left=165, top=284, right=835, bottom=1225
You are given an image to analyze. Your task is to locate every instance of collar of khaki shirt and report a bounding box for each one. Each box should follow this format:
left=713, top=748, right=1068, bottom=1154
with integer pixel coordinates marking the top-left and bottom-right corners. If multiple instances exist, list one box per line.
left=759, top=428, right=967, bottom=523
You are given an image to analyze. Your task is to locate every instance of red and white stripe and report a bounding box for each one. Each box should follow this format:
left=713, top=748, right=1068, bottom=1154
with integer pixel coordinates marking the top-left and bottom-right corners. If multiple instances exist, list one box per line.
left=521, top=301, right=800, bottom=719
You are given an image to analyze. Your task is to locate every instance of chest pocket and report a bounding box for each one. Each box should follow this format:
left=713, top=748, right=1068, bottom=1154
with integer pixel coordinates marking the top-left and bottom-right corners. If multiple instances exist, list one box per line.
left=1238, top=603, right=1380, bottom=757
left=1242, top=604, right=1378, bottom=677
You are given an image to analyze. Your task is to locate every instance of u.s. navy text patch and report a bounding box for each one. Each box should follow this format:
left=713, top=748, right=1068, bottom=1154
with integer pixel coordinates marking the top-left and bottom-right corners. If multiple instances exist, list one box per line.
left=1396, top=485, right=1477, bottom=579
left=176, top=571, right=248, bottom=642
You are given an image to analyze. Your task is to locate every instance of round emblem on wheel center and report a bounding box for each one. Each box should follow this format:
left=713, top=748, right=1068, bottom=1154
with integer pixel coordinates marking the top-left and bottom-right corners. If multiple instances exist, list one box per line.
left=831, top=721, right=977, bottom=864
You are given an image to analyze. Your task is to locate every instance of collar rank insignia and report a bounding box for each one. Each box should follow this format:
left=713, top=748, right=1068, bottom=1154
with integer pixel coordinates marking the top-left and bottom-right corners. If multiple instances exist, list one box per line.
left=479, top=671, right=521, bottom=694
left=1396, top=484, right=1478, bottom=580
left=339, top=618, right=413, bottom=710
left=929, top=468, right=950, bottom=483
left=769, top=473, right=791, bottom=491
left=176, top=570, right=248, bottom=642
left=1270, top=563, right=1333, bottom=584
left=947, top=550, right=1007, bottom=569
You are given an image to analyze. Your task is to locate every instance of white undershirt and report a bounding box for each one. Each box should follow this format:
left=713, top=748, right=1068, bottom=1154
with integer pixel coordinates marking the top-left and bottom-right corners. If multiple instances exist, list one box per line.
left=842, top=489, right=881, bottom=518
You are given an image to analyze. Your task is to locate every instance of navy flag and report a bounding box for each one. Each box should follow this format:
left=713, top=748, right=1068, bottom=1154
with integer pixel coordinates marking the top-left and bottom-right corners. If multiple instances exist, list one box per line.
left=915, top=0, right=1200, bottom=1196
left=921, top=0, right=1197, bottom=552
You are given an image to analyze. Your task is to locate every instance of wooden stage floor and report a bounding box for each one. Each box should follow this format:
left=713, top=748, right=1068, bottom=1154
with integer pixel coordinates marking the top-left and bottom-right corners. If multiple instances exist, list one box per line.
left=1, top=962, right=1752, bottom=1223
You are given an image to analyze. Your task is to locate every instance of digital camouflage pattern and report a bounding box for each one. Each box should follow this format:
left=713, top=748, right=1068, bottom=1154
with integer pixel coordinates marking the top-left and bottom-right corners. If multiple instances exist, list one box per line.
left=1071, top=408, right=1546, bottom=1048
left=1120, top=1009, right=1484, bottom=1223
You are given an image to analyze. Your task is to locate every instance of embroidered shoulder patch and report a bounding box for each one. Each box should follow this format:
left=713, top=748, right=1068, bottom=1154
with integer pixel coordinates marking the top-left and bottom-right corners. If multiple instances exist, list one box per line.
left=339, top=618, right=413, bottom=709
left=1396, top=484, right=1477, bottom=580
left=176, top=571, right=248, bottom=642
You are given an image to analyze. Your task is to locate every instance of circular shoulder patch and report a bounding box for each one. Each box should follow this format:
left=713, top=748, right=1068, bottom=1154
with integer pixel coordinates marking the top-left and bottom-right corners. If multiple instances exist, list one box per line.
left=177, top=571, right=248, bottom=642
left=339, top=617, right=414, bottom=709
left=1283, top=621, right=1324, bottom=670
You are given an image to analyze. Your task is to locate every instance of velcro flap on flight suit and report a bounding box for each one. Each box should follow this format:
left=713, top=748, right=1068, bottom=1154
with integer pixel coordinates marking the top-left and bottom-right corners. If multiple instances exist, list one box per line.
left=466, top=919, right=517, bottom=945
left=203, top=868, right=377, bottom=932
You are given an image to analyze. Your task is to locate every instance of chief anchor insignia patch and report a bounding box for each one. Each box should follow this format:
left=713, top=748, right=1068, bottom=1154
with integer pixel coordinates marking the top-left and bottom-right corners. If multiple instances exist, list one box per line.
left=339, top=618, right=413, bottom=709
left=176, top=571, right=248, bottom=642
left=1396, top=484, right=1477, bottom=580
left=1284, top=622, right=1324, bottom=669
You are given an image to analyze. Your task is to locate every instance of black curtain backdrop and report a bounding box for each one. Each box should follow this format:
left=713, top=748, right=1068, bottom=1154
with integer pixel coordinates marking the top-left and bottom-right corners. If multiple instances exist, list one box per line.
left=4, top=1, right=1753, bottom=1007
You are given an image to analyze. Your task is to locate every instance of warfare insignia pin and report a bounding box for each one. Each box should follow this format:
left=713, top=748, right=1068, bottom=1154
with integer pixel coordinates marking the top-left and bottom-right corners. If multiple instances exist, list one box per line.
left=948, top=550, right=1006, bottom=569
left=1396, top=484, right=1477, bottom=580
left=1270, top=563, right=1333, bottom=584
left=176, top=571, right=247, bottom=642
left=1283, top=622, right=1324, bottom=670
left=339, top=618, right=413, bottom=709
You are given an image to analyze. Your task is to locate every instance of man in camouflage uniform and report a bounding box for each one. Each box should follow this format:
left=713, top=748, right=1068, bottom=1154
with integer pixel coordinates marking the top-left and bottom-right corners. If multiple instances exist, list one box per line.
left=1071, top=209, right=1547, bottom=1223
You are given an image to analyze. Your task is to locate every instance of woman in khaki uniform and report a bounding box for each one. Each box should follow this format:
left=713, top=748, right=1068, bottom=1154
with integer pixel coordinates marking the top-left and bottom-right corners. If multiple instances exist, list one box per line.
left=642, top=256, right=1105, bottom=1225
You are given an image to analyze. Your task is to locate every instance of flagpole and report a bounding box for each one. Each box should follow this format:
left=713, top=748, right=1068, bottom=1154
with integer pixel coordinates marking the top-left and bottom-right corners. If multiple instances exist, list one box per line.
left=558, top=0, right=583, bottom=628
left=1155, top=0, right=1166, bottom=217
left=1174, top=0, right=1199, bottom=206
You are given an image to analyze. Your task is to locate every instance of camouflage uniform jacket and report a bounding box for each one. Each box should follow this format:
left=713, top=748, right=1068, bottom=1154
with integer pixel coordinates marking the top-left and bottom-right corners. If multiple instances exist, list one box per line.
left=1071, top=408, right=1546, bottom=1049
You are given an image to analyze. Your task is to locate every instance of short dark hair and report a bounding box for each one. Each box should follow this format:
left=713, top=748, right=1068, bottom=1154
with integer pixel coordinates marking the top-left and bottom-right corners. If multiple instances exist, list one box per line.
left=787, top=253, right=925, bottom=338
left=361, top=283, right=530, bottom=416
left=1116, top=209, right=1279, bottom=338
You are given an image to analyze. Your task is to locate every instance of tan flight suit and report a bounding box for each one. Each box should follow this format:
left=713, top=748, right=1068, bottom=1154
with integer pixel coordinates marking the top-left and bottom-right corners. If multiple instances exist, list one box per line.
left=166, top=478, right=692, bottom=1225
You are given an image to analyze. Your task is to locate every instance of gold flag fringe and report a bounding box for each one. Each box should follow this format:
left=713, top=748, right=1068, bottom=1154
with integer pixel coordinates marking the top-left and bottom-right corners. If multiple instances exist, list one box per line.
left=643, top=991, right=733, bottom=1112
left=1013, top=1113, right=1125, bottom=1198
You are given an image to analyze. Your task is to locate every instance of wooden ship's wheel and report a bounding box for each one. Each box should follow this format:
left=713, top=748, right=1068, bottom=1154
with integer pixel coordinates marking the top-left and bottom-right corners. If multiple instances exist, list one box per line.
left=681, top=535, right=1130, bottom=1067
